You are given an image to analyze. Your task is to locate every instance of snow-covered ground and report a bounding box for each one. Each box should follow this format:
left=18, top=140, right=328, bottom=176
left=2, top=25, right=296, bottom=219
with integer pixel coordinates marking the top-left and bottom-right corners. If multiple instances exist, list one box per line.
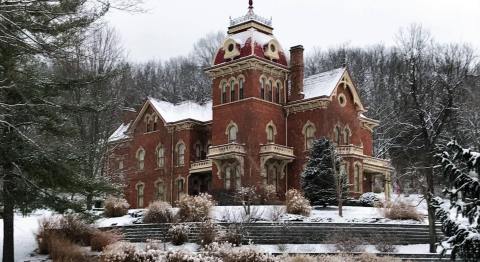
left=0, top=210, right=53, bottom=261
left=256, top=244, right=435, bottom=254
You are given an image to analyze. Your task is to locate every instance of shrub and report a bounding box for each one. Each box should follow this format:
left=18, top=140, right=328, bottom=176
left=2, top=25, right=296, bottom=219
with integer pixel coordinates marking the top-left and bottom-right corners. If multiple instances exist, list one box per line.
left=91, top=230, right=123, bottom=252
left=381, top=200, right=423, bottom=221
left=143, top=201, right=174, bottom=224
left=317, top=254, right=399, bottom=262
left=285, top=189, right=311, bottom=216
left=329, top=230, right=365, bottom=253
left=220, top=224, right=244, bottom=246
left=375, top=241, right=397, bottom=253
left=269, top=206, right=286, bottom=221
left=168, top=224, right=189, bottom=245
left=359, top=192, right=381, bottom=207
left=100, top=241, right=137, bottom=262
left=262, top=184, right=279, bottom=204
left=48, top=233, right=88, bottom=262
left=198, top=220, right=217, bottom=246
left=36, top=217, right=60, bottom=254
left=282, top=255, right=316, bottom=262
left=204, top=242, right=276, bottom=262
left=145, top=239, right=165, bottom=251
left=58, top=214, right=95, bottom=245
left=104, top=196, right=130, bottom=218
left=177, top=193, right=215, bottom=222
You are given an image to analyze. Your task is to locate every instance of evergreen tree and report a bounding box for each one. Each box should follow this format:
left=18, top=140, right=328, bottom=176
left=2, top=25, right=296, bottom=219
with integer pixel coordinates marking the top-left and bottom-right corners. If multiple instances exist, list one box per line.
left=0, top=1, right=111, bottom=261
left=301, top=138, right=348, bottom=207
left=432, top=139, right=480, bottom=261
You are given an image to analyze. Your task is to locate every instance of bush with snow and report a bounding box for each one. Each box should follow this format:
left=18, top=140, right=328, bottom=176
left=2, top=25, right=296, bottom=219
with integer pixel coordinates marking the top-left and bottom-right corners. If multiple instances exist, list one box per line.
left=143, top=200, right=174, bottom=224
left=204, top=242, right=276, bottom=262
left=104, top=196, right=130, bottom=218
left=100, top=241, right=137, bottom=262
left=285, top=189, right=311, bottom=216
left=381, top=200, right=423, bottom=221
left=91, top=230, right=123, bottom=251
left=198, top=220, right=218, bottom=246
left=359, top=192, right=382, bottom=207
left=177, top=193, right=216, bottom=222
left=168, top=224, right=189, bottom=245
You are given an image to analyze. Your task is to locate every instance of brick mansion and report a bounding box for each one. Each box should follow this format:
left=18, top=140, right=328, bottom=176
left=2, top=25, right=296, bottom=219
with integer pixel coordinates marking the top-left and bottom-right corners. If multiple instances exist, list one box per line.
left=106, top=2, right=393, bottom=208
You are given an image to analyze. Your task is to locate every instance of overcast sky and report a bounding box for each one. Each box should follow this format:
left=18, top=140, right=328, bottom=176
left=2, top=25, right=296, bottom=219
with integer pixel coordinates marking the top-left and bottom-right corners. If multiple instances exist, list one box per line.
left=105, top=0, right=480, bottom=62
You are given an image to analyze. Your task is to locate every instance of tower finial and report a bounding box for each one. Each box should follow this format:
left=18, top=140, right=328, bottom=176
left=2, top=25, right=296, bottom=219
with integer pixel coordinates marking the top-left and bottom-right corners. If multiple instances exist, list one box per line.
left=249, top=0, right=253, bottom=10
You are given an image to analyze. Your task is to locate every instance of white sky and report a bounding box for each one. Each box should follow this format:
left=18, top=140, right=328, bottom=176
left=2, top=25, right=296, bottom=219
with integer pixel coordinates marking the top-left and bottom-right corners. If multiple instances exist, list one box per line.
left=105, top=0, right=480, bottom=62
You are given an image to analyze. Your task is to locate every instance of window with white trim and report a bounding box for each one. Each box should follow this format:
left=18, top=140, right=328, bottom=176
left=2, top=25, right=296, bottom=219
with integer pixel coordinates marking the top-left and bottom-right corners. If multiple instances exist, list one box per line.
left=230, top=80, right=235, bottom=102
left=156, top=145, right=165, bottom=168
left=305, top=125, right=315, bottom=150
left=176, top=142, right=185, bottom=166
left=137, top=183, right=144, bottom=208
left=136, top=148, right=146, bottom=170
left=239, top=78, right=244, bottom=99
left=228, top=125, right=238, bottom=143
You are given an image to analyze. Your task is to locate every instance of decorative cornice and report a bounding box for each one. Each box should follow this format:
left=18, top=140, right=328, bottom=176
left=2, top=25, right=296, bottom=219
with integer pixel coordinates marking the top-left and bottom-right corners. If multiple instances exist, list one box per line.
left=285, top=98, right=330, bottom=114
left=206, top=56, right=289, bottom=79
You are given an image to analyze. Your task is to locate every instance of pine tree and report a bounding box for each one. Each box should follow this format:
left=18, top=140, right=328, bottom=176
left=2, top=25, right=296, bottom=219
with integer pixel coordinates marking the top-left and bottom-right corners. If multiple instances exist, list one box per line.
left=432, top=139, right=480, bottom=261
left=0, top=1, right=111, bottom=261
left=301, top=138, right=348, bottom=208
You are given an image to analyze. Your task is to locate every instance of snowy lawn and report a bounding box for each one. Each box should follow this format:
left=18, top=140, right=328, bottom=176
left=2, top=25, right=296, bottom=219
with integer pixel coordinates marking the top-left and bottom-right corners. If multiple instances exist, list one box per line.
left=256, top=244, right=436, bottom=254
left=0, top=210, right=53, bottom=261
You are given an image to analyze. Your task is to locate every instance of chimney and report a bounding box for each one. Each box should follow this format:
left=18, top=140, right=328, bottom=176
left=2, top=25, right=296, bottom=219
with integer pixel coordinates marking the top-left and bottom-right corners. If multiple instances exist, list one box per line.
left=121, top=107, right=137, bottom=125
left=289, top=45, right=305, bottom=102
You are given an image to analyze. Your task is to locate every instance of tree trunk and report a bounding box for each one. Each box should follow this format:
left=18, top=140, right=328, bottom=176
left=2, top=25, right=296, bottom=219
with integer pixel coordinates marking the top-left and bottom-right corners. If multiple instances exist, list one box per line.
left=3, top=169, right=15, bottom=262
left=338, top=199, right=343, bottom=217
left=425, top=164, right=437, bottom=253
left=86, top=193, right=93, bottom=210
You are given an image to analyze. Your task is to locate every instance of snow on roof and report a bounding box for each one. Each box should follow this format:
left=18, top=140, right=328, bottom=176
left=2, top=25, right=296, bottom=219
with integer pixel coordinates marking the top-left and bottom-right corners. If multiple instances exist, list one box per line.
left=108, top=122, right=131, bottom=142
left=148, top=98, right=212, bottom=123
left=303, top=68, right=345, bottom=99
left=231, top=28, right=278, bottom=49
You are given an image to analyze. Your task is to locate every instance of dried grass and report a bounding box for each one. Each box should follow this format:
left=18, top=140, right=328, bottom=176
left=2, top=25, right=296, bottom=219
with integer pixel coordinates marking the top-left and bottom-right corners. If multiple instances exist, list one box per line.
left=104, top=196, right=130, bottom=218
left=381, top=200, right=423, bottom=221
left=143, top=201, right=174, bottom=224
left=286, top=189, right=311, bottom=216
left=91, top=230, right=123, bottom=252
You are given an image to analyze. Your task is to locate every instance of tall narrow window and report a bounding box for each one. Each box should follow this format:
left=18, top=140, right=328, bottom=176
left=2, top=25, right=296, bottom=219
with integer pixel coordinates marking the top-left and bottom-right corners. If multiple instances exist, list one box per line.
left=195, top=143, right=202, bottom=160
left=137, top=184, right=144, bottom=208
left=177, top=143, right=185, bottom=166
left=137, top=148, right=145, bottom=170
left=279, top=83, right=284, bottom=104
left=118, top=160, right=123, bottom=170
left=344, top=127, right=350, bottom=145
left=177, top=179, right=184, bottom=200
left=221, top=82, right=227, bottom=103
left=235, top=167, right=241, bottom=189
left=153, top=118, right=158, bottom=131
left=225, top=167, right=231, bottom=190
left=267, top=125, right=275, bottom=143
left=239, top=78, right=244, bottom=99
left=274, top=83, right=280, bottom=103
left=305, top=125, right=315, bottom=150
left=354, top=164, right=361, bottom=192
left=334, top=126, right=341, bottom=145
left=228, top=125, right=238, bottom=143
left=155, top=181, right=165, bottom=201
left=230, top=80, right=235, bottom=102
left=260, top=78, right=265, bottom=99
left=156, top=145, right=165, bottom=168
left=266, top=80, right=272, bottom=101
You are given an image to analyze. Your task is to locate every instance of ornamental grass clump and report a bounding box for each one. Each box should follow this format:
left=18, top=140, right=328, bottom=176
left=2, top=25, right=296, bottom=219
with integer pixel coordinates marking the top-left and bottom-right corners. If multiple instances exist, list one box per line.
left=168, top=224, right=189, bottom=245
left=91, top=230, right=123, bottom=252
left=177, top=193, right=216, bottom=222
left=381, top=200, right=423, bottom=221
left=285, top=189, right=311, bottom=216
left=104, top=196, right=130, bottom=218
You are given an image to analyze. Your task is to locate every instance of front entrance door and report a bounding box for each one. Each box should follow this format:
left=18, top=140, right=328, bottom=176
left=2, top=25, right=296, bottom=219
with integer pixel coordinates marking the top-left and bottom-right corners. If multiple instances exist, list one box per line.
left=188, top=172, right=212, bottom=196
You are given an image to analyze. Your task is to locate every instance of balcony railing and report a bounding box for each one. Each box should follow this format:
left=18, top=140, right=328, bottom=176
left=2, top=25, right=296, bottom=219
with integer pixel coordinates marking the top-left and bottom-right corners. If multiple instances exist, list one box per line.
left=190, top=159, right=212, bottom=173
left=363, top=157, right=393, bottom=169
left=260, top=144, right=295, bottom=159
left=336, top=145, right=364, bottom=156
left=207, top=143, right=246, bottom=159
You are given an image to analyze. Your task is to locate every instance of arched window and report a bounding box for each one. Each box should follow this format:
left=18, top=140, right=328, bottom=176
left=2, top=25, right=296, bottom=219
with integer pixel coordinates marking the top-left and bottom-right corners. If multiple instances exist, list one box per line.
left=155, top=180, right=165, bottom=201
left=136, top=148, right=145, bottom=170
left=136, top=183, right=144, bottom=208
left=221, top=82, right=227, bottom=103
left=334, top=126, right=341, bottom=145
left=260, top=78, right=266, bottom=99
left=230, top=80, right=236, bottom=102
left=354, top=164, right=361, bottom=192
left=305, top=125, right=315, bottom=150
left=153, top=117, right=158, bottom=131
left=145, top=115, right=152, bottom=132
left=266, top=80, right=273, bottom=102
left=267, top=125, right=275, bottom=143
left=239, top=78, right=244, bottom=99
left=176, top=142, right=185, bottom=166
left=344, top=127, right=350, bottom=145
left=156, top=145, right=165, bottom=168
left=228, top=125, right=238, bottom=143
left=225, top=167, right=231, bottom=190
